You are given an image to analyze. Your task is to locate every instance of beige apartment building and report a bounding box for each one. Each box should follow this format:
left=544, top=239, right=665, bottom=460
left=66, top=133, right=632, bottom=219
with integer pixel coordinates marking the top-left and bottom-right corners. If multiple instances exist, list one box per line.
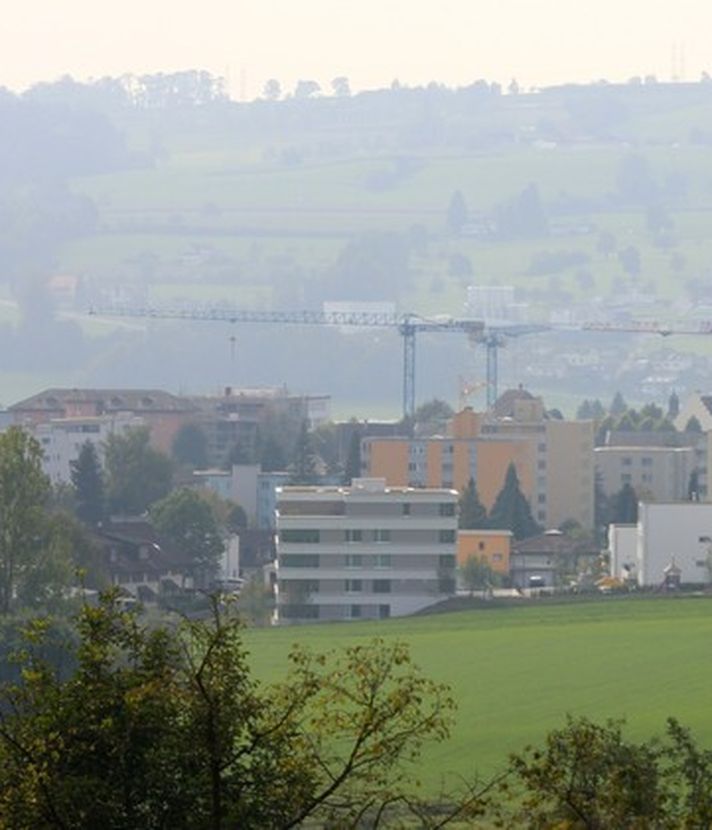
left=362, top=390, right=595, bottom=530
left=595, top=445, right=695, bottom=502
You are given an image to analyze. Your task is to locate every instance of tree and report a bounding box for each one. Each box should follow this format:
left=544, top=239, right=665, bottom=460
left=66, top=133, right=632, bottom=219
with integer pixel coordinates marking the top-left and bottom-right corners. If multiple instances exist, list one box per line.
left=150, top=488, right=224, bottom=586
left=262, top=78, right=281, bottom=100
left=686, top=415, right=703, bottom=433
left=610, top=482, right=638, bottom=524
left=488, top=464, right=540, bottom=540
left=610, top=391, right=627, bottom=416
left=502, top=717, right=666, bottom=827
left=331, top=76, right=351, bottom=97
left=70, top=441, right=104, bottom=526
left=0, top=428, right=51, bottom=615
left=446, top=190, right=468, bottom=235
left=618, top=244, right=642, bottom=278
left=689, top=468, right=701, bottom=501
left=412, top=398, right=454, bottom=436
left=668, top=390, right=680, bottom=419
left=294, top=79, right=320, bottom=98
left=458, top=478, right=488, bottom=529
left=172, top=423, right=208, bottom=469
left=0, top=592, right=480, bottom=828
left=104, top=427, right=173, bottom=516
left=343, top=428, right=362, bottom=485
left=576, top=399, right=593, bottom=419
left=460, top=556, right=495, bottom=595
left=289, top=421, right=319, bottom=484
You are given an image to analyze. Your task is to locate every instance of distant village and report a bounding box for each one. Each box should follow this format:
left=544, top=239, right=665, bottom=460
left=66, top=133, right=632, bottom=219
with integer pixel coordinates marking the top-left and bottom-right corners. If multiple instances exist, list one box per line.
left=6, top=377, right=712, bottom=624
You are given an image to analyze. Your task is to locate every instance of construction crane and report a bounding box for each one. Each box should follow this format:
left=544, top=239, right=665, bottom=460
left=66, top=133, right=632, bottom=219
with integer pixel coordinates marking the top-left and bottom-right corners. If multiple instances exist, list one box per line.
left=89, top=304, right=545, bottom=416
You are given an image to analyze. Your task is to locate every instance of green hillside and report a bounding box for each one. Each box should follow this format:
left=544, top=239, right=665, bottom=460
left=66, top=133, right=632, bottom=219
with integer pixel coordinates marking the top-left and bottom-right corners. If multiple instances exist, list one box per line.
left=245, top=597, right=712, bottom=790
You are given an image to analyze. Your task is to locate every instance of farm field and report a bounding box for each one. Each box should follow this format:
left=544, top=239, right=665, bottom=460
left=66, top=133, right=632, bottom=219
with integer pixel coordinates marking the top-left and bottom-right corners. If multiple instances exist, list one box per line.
left=245, top=597, right=712, bottom=791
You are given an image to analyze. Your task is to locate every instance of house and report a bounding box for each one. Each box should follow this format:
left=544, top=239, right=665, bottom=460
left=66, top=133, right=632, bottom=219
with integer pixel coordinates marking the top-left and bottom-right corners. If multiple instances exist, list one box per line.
left=275, top=478, right=457, bottom=623
left=510, top=530, right=597, bottom=589
left=94, top=520, right=195, bottom=604
left=457, top=530, right=512, bottom=575
left=608, top=501, right=712, bottom=587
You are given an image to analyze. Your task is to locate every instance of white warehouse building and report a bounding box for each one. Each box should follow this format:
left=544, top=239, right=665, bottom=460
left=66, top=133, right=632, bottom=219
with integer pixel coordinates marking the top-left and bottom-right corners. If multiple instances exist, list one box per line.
left=275, top=478, right=457, bottom=623
left=609, top=502, right=712, bottom=587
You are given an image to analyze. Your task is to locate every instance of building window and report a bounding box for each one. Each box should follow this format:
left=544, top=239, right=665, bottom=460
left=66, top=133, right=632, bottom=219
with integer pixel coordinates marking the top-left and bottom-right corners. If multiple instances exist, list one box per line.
left=280, top=529, right=320, bottom=544
left=439, top=554, right=456, bottom=568
left=493, top=553, right=503, bottom=562
left=345, top=579, right=362, bottom=593
left=538, top=494, right=546, bottom=504
left=402, top=503, right=411, bottom=515
left=373, top=579, right=391, bottom=593
left=379, top=604, right=390, bottom=619
left=641, top=457, right=653, bottom=467
left=280, top=554, right=320, bottom=568
left=537, top=510, right=546, bottom=521
left=375, top=554, right=391, bottom=568
left=439, top=503, right=455, bottom=517
left=345, top=529, right=363, bottom=543
left=439, top=530, right=456, bottom=544
left=622, top=474, right=632, bottom=484
left=537, top=460, right=546, bottom=470
left=478, top=541, right=485, bottom=551
left=345, top=554, right=363, bottom=569
left=373, top=530, right=391, bottom=543
left=622, top=458, right=632, bottom=467
left=350, top=605, right=362, bottom=618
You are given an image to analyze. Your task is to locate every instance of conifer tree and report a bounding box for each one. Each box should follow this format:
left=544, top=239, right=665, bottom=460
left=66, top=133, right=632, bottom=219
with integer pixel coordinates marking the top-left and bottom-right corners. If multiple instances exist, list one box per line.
left=458, top=477, right=488, bottom=529
left=290, top=421, right=318, bottom=485
left=70, top=440, right=105, bottom=526
left=343, top=429, right=362, bottom=485
left=488, top=463, right=540, bottom=540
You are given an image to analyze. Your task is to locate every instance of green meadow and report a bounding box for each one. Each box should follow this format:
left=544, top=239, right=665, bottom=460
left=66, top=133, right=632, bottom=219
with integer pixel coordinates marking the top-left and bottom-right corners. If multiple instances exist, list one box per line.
left=245, top=597, right=712, bottom=790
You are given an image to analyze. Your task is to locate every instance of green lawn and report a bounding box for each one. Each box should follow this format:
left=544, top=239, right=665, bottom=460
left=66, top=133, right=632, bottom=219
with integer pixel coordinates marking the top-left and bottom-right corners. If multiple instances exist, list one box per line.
left=245, top=597, right=712, bottom=790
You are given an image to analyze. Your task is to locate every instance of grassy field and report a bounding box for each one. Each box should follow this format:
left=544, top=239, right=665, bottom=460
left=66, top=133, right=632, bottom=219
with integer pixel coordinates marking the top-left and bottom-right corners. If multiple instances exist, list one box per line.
left=245, top=597, right=712, bottom=790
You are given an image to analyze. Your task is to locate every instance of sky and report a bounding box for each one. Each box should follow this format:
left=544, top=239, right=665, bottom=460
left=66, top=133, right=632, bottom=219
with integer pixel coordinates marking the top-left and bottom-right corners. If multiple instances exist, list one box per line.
left=3, top=1, right=712, bottom=98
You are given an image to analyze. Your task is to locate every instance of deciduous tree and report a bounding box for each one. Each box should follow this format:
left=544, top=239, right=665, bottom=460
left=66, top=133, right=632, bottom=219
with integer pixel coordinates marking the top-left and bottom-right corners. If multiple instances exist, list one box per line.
left=104, top=427, right=173, bottom=516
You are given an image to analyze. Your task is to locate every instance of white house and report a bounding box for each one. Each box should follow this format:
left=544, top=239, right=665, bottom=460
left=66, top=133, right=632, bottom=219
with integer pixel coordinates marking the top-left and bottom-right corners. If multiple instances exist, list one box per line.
left=609, top=502, right=712, bottom=587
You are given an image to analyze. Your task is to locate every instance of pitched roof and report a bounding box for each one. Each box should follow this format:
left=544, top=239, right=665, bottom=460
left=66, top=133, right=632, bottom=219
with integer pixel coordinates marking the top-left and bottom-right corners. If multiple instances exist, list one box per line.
left=9, top=388, right=197, bottom=414
left=94, top=520, right=193, bottom=577
left=512, top=530, right=596, bottom=556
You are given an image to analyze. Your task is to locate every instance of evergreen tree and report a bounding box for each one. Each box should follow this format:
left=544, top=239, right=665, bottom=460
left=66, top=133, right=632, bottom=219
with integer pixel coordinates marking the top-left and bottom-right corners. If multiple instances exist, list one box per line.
left=688, top=469, right=700, bottom=502
left=610, top=391, right=627, bottom=416
left=590, top=400, right=606, bottom=420
left=290, top=421, right=319, bottom=484
left=488, top=464, right=540, bottom=540
left=172, top=423, right=208, bottom=469
left=576, top=400, right=593, bottom=420
left=667, top=391, right=680, bottom=420
left=610, top=482, right=638, bottom=524
left=685, top=416, right=703, bottom=434
left=446, top=190, right=468, bottom=235
left=458, top=478, right=488, bottom=529
left=343, top=429, right=362, bottom=485
left=70, top=441, right=105, bottom=526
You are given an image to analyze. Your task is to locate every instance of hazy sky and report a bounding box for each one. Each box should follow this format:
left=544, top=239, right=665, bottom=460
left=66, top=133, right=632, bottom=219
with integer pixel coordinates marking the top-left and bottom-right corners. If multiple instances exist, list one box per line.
left=4, top=1, right=711, bottom=97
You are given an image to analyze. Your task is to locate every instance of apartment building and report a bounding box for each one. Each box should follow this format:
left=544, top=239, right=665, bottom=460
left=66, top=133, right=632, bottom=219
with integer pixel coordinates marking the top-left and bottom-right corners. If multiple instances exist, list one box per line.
left=275, top=478, right=457, bottom=623
left=362, top=391, right=595, bottom=530
left=595, top=445, right=695, bottom=502
left=31, top=413, right=144, bottom=484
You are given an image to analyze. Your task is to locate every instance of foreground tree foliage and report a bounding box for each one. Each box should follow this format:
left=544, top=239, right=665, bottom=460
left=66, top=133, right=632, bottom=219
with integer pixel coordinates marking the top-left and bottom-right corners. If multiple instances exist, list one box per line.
left=498, top=715, right=712, bottom=829
left=0, top=593, right=486, bottom=829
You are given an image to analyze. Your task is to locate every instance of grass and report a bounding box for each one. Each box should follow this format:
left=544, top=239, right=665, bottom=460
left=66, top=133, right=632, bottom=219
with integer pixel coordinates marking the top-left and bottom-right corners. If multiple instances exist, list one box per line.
left=244, top=596, right=712, bottom=790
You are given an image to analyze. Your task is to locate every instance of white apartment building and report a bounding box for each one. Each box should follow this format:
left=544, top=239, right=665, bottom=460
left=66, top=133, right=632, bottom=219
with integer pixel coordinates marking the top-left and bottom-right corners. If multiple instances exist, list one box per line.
left=609, top=502, right=712, bottom=587
left=275, top=478, right=457, bottom=623
left=32, top=414, right=144, bottom=484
